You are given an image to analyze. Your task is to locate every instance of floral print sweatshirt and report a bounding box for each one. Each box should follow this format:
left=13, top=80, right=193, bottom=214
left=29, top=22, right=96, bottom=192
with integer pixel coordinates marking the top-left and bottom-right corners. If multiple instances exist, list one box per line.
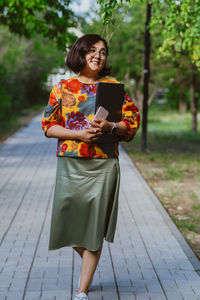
left=41, top=77, right=140, bottom=158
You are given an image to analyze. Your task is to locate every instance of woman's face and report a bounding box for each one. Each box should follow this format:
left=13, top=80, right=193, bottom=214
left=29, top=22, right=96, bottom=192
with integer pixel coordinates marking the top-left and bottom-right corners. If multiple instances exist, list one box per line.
left=84, top=40, right=107, bottom=74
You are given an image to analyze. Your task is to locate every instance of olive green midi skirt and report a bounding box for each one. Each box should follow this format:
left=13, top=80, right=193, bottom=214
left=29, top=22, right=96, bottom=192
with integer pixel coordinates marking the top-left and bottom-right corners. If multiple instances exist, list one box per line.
left=49, top=156, right=120, bottom=251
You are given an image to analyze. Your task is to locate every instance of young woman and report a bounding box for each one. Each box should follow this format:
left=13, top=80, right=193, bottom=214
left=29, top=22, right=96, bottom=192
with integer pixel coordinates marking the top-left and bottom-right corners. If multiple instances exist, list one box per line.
left=41, top=34, right=140, bottom=300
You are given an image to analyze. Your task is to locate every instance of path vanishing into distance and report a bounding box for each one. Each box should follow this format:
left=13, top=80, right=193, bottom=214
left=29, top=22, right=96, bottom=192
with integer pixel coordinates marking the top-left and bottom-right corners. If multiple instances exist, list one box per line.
left=0, top=113, right=200, bottom=300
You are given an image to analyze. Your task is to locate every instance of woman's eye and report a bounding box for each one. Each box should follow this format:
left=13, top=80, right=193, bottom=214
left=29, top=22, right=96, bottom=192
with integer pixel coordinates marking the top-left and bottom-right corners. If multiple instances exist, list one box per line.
left=88, top=49, right=107, bottom=57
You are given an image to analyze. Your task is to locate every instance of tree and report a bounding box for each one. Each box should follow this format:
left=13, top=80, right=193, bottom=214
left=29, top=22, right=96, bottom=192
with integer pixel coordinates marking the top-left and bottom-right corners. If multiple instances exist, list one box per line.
left=0, top=0, right=77, bottom=50
left=142, top=2, right=151, bottom=151
left=82, top=4, right=146, bottom=108
left=98, top=0, right=200, bottom=71
left=150, top=0, right=200, bottom=131
left=150, top=0, right=200, bottom=69
left=98, top=0, right=200, bottom=135
left=0, top=26, right=65, bottom=120
left=0, top=0, right=79, bottom=123
left=98, top=0, right=152, bottom=151
left=83, top=2, right=178, bottom=111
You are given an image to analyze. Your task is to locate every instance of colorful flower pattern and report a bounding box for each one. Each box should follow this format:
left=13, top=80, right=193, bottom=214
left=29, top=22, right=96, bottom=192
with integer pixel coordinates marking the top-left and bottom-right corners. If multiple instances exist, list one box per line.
left=81, top=83, right=97, bottom=96
left=65, top=111, right=90, bottom=130
left=79, top=144, right=96, bottom=157
left=63, top=78, right=81, bottom=93
left=78, top=95, right=86, bottom=102
left=41, top=77, right=140, bottom=158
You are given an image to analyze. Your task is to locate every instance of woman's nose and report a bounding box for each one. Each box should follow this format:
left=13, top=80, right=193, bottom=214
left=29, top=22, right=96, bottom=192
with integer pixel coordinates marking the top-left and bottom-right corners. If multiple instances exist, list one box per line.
left=94, top=50, right=100, bottom=58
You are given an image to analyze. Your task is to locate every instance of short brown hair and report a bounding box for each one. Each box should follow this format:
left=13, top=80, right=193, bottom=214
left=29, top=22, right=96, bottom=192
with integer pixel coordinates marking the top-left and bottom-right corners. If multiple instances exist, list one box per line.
left=66, top=34, right=111, bottom=77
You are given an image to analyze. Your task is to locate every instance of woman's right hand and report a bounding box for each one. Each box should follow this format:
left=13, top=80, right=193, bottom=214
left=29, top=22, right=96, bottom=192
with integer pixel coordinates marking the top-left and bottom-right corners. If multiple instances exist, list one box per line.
left=45, top=124, right=102, bottom=143
left=77, top=127, right=103, bottom=144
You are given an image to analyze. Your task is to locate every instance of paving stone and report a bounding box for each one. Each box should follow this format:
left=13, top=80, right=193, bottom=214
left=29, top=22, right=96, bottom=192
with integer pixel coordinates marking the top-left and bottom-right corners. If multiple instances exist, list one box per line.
left=41, top=290, right=68, bottom=299
left=26, top=278, right=43, bottom=292
left=5, top=291, right=24, bottom=300
left=24, top=291, right=41, bottom=300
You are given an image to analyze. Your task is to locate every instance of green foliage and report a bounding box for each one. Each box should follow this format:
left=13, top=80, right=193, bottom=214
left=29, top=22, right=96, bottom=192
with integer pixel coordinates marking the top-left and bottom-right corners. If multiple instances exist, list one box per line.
left=122, top=106, right=200, bottom=154
left=108, top=6, right=145, bottom=80
left=98, top=0, right=133, bottom=24
left=83, top=2, right=195, bottom=111
left=98, top=0, right=200, bottom=70
left=0, top=63, right=12, bottom=121
left=150, top=0, right=200, bottom=69
left=0, top=26, right=65, bottom=121
left=83, top=3, right=145, bottom=80
left=146, top=105, right=200, bottom=133
left=0, top=0, right=77, bottom=50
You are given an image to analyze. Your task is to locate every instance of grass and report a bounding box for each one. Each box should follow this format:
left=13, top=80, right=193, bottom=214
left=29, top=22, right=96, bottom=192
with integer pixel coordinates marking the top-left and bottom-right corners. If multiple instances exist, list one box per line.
left=122, top=105, right=200, bottom=259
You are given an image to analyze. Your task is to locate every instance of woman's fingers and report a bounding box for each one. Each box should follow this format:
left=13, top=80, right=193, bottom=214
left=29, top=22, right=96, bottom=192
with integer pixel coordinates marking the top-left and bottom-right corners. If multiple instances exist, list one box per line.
left=87, top=128, right=102, bottom=134
left=94, top=132, right=102, bottom=137
left=91, top=133, right=102, bottom=140
left=90, top=132, right=102, bottom=141
left=92, top=119, right=103, bottom=124
left=89, top=119, right=112, bottom=133
left=89, top=120, right=102, bottom=129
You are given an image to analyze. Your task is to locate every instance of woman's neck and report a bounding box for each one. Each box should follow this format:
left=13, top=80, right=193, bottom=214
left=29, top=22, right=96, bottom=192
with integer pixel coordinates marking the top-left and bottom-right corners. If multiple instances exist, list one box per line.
left=77, top=72, right=100, bottom=84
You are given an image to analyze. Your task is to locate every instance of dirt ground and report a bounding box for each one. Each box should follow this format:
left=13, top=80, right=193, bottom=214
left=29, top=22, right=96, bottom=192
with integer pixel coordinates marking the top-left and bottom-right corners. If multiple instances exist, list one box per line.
left=130, top=153, right=200, bottom=260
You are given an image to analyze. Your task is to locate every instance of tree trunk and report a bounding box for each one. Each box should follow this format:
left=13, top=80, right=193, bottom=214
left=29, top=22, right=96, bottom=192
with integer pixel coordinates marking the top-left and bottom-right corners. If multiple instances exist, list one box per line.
left=141, top=1, right=151, bottom=152
left=190, top=73, right=198, bottom=132
left=179, top=92, right=187, bottom=113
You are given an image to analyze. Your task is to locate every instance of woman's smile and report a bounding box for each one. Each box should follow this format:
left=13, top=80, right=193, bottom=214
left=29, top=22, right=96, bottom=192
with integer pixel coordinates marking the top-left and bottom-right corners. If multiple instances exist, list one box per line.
left=89, top=59, right=101, bottom=68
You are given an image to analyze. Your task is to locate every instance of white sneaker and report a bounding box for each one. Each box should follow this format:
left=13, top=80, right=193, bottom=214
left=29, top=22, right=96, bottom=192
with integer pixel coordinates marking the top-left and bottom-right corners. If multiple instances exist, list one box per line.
left=73, top=292, right=88, bottom=300
left=78, top=276, right=93, bottom=291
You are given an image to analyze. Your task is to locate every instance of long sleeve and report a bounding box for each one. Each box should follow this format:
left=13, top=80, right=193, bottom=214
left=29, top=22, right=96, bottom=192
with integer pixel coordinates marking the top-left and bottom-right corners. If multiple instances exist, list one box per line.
left=119, top=92, right=140, bottom=142
left=41, top=85, right=63, bottom=136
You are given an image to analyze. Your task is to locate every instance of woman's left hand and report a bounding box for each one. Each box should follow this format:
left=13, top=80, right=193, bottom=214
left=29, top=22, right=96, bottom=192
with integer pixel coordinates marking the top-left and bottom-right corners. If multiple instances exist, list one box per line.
left=89, top=119, right=113, bottom=133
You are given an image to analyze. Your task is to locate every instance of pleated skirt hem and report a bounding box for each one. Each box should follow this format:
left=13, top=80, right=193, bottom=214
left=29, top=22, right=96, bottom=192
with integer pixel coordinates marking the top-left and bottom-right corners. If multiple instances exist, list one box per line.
left=48, top=236, right=114, bottom=252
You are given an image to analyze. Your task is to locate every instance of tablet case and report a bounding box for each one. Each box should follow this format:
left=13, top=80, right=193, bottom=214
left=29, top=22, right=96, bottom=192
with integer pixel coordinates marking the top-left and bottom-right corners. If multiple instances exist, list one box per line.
left=95, top=82, right=125, bottom=144
left=95, top=82, right=125, bottom=122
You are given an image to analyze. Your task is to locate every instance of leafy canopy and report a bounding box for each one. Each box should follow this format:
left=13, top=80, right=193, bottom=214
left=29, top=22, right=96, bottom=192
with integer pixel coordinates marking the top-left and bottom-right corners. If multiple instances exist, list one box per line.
left=0, top=25, right=65, bottom=120
left=150, top=0, right=200, bottom=68
left=0, top=0, right=77, bottom=50
left=98, top=0, right=200, bottom=69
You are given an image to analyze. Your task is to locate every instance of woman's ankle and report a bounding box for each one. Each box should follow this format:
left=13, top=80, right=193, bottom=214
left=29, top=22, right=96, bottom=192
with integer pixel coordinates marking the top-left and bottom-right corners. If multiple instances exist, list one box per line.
left=77, top=288, right=88, bottom=295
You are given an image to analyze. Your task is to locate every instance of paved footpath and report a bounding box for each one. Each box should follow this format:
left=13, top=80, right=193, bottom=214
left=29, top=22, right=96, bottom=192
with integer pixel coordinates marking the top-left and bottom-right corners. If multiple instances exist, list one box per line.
left=0, top=113, right=200, bottom=300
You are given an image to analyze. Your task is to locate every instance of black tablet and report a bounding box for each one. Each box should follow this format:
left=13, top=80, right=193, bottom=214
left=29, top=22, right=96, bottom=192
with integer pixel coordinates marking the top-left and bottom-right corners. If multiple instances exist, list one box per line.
left=95, top=82, right=125, bottom=122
